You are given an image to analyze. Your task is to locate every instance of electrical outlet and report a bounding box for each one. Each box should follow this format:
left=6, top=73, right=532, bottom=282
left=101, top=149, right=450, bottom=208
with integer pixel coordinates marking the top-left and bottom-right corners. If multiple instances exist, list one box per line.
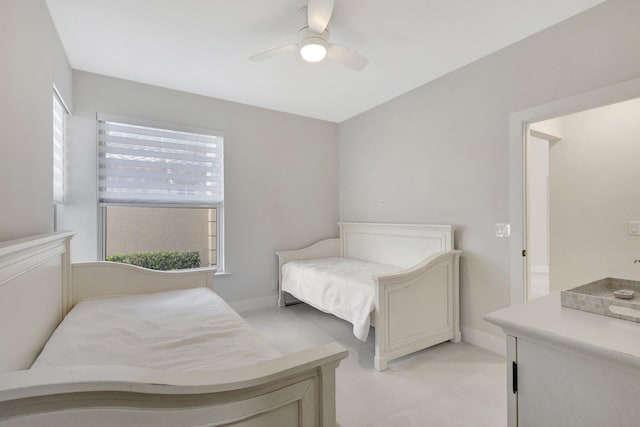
left=495, top=223, right=511, bottom=238
left=628, top=221, right=640, bottom=236
left=271, top=280, right=277, bottom=291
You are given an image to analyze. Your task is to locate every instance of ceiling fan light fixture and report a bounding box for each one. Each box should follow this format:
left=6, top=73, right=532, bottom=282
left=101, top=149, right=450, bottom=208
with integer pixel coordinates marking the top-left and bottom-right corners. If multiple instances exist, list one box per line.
left=299, top=38, right=327, bottom=62
left=251, top=0, right=368, bottom=70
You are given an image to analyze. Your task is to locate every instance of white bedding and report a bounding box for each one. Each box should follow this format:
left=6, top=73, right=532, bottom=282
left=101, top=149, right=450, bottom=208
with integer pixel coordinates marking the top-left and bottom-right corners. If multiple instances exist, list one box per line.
left=281, top=257, right=401, bottom=341
left=31, top=288, right=280, bottom=371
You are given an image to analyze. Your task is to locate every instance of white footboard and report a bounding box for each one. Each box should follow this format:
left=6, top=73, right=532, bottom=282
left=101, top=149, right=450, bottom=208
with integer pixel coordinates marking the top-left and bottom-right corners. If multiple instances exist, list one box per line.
left=0, top=343, right=347, bottom=427
left=71, top=261, right=215, bottom=308
left=373, top=250, right=461, bottom=371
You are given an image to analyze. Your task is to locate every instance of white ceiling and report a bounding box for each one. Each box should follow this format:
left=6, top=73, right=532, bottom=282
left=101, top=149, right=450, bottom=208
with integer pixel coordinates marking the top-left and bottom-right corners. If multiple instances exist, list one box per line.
left=46, top=0, right=604, bottom=123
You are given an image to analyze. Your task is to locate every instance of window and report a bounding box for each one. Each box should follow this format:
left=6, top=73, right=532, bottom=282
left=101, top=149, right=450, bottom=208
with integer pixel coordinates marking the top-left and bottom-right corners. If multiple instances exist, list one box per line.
left=53, top=90, right=68, bottom=230
left=97, top=115, right=224, bottom=270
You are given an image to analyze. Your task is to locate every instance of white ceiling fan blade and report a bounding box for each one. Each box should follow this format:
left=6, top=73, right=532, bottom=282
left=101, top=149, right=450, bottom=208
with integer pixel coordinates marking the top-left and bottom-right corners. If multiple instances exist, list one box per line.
left=327, top=44, right=368, bottom=71
left=250, top=44, right=297, bottom=61
left=307, top=0, right=334, bottom=33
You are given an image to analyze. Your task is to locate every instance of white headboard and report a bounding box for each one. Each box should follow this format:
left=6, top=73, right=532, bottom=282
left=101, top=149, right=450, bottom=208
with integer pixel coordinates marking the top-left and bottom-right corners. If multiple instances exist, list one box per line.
left=0, top=232, right=74, bottom=372
left=339, top=223, right=453, bottom=269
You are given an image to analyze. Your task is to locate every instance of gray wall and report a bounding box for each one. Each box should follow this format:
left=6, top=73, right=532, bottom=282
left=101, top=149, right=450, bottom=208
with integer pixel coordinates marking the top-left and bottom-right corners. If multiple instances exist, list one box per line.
left=550, top=98, right=640, bottom=292
left=0, top=0, right=72, bottom=241
left=338, top=0, right=640, bottom=337
left=60, top=71, right=339, bottom=303
left=4, top=0, right=640, bottom=339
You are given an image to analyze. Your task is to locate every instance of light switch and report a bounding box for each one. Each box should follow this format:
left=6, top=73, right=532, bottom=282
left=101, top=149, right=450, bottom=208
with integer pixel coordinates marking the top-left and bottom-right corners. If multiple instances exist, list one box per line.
left=496, top=223, right=511, bottom=238
left=628, top=221, right=640, bottom=236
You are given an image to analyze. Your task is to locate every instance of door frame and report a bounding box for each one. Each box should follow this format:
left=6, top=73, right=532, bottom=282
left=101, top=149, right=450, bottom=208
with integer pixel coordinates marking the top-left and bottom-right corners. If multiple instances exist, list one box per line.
left=509, top=76, right=640, bottom=305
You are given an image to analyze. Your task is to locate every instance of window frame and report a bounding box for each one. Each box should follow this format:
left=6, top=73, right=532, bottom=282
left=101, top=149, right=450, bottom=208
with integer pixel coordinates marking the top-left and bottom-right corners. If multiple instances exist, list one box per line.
left=53, top=87, right=69, bottom=231
left=96, top=114, right=225, bottom=272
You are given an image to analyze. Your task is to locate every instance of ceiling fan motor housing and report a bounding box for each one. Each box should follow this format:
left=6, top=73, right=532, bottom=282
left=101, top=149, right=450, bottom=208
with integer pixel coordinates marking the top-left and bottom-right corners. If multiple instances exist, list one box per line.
left=296, top=7, right=329, bottom=43
left=298, top=28, right=329, bottom=48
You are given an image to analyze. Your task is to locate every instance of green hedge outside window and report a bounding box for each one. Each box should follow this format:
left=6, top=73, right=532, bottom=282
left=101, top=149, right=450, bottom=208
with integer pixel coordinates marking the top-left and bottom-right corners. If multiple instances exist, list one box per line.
left=106, top=251, right=201, bottom=271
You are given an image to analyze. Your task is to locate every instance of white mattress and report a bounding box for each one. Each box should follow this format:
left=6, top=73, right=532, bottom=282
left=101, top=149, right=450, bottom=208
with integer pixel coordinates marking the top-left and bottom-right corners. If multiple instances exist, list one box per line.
left=31, top=288, right=281, bottom=371
left=281, top=257, right=400, bottom=341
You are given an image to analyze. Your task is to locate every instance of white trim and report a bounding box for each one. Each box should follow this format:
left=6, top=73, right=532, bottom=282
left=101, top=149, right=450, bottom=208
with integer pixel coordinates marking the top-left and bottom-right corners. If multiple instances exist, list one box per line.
left=216, top=205, right=225, bottom=273
left=52, top=90, right=67, bottom=205
left=510, top=76, right=640, bottom=306
left=461, top=327, right=506, bottom=357
left=228, top=295, right=278, bottom=313
left=52, top=85, right=70, bottom=115
left=529, top=129, right=561, bottom=144
left=531, top=265, right=549, bottom=274
left=97, top=113, right=222, bottom=138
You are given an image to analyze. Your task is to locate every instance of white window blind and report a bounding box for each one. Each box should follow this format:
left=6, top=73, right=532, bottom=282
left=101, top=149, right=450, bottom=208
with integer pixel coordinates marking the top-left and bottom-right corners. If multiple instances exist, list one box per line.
left=53, top=92, right=66, bottom=203
left=98, top=116, right=224, bottom=205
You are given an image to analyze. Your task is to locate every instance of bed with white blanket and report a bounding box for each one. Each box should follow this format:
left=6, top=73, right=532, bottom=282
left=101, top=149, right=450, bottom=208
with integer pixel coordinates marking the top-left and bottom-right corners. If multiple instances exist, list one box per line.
left=31, top=288, right=282, bottom=371
left=0, top=232, right=347, bottom=427
left=277, top=222, right=461, bottom=371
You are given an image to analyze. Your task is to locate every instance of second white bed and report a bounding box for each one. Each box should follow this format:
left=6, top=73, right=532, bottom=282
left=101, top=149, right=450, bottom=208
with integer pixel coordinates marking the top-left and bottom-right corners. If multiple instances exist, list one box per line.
left=278, top=222, right=461, bottom=371
left=32, top=287, right=281, bottom=371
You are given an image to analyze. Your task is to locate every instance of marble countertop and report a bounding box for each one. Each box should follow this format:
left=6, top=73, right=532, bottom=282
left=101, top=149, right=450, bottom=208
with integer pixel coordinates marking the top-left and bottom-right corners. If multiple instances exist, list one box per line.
left=484, top=293, right=640, bottom=371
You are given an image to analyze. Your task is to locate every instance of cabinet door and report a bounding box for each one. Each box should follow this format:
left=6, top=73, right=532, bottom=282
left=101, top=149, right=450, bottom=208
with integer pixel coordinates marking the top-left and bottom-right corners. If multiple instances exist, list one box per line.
left=516, top=338, right=640, bottom=427
left=506, top=335, right=518, bottom=427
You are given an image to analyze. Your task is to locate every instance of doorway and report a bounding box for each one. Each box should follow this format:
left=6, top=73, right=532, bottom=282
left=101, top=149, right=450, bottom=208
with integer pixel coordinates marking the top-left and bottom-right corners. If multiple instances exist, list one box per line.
left=524, top=125, right=560, bottom=300
left=527, top=98, right=640, bottom=300
left=509, top=76, right=640, bottom=305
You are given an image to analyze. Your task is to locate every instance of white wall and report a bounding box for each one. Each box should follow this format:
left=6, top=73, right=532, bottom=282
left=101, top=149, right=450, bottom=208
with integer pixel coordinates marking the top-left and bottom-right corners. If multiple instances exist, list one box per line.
left=0, top=0, right=72, bottom=241
left=59, top=71, right=339, bottom=303
left=549, top=97, right=640, bottom=292
left=338, top=0, right=640, bottom=338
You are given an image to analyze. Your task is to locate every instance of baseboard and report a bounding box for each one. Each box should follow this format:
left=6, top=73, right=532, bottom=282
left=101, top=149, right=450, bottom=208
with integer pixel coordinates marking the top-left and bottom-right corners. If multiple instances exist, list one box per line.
left=461, top=327, right=506, bottom=357
left=228, top=295, right=278, bottom=313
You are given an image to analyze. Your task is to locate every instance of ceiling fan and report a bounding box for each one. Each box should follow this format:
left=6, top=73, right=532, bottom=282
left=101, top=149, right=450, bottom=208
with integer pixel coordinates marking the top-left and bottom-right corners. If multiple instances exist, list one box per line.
left=250, top=0, right=368, bottom=71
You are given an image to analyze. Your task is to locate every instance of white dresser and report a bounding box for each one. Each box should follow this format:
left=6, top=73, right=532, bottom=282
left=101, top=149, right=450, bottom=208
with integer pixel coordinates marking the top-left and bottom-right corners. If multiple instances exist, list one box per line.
left=485, top=293, right=640, bottom=427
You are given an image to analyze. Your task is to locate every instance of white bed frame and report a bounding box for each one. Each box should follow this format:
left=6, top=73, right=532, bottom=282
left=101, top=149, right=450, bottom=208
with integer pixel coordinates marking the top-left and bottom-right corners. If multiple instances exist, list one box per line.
left=0, top=232, right=347, bottom=427
left=277, top=222, right=461, bottom=371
